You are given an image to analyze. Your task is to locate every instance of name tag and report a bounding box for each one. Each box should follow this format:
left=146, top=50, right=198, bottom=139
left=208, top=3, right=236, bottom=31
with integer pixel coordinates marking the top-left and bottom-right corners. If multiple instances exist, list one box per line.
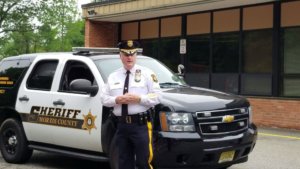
left=110, top=82, right=122, bottom=90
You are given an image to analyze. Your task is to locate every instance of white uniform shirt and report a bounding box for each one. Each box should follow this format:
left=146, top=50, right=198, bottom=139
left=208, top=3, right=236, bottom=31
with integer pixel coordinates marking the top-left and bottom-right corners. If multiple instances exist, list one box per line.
left=101, top=64, right=161, bottom=116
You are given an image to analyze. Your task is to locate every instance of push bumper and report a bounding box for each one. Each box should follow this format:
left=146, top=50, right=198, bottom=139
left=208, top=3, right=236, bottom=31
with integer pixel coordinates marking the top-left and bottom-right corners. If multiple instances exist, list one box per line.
left=153, top=125, right=257, bottom=169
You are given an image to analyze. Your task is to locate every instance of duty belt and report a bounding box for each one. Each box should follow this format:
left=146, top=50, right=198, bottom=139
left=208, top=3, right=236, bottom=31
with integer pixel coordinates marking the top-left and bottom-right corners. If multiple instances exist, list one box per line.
left=117, top=111, right=152, bottom=124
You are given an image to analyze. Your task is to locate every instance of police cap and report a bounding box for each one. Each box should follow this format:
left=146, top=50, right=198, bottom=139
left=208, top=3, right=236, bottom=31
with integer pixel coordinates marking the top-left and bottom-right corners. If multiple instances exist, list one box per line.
left=118, top=40, right=140, bottom=55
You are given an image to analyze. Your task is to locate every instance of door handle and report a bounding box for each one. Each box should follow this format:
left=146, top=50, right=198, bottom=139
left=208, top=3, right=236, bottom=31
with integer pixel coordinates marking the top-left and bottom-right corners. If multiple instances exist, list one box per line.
left=19, top=96, right=29, bottom=102
left=53, top=100, right=65, bottom=106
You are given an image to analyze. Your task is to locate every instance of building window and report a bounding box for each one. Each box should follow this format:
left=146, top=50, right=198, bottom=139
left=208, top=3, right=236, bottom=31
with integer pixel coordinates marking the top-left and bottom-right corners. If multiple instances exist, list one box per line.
left=211, top=74, right=239, bottom=94
left=241, top=74, right=272, bottom=95
left=243, top=30, right=272, bottom=73
left=185, top=35, right=210, bottom=88
left=213, top=33, right=239, bottom=73
left=159, top=38, right=180, bottom=72
left=187, top=35, right=210, bottom=73
left=281, top=27, right=300, bottom=97
left=140, top=39, right=159, bottom=59
left=241, top=30, right=272, bottom=95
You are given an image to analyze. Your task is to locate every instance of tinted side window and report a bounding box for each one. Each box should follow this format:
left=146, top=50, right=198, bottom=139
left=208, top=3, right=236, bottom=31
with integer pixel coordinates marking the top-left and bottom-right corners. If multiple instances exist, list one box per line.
left=27, top=60, right=58, bottom=90
left=59, top=60, right=95, bottom=93
left=0, top=59, right=30, bottom=88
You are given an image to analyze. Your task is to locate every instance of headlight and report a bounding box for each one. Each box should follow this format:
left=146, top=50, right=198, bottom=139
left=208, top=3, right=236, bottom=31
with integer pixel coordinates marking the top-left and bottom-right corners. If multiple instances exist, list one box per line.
left=159, top=112, right=195, bottom=132
left=248, top=106, right=253, bottom=124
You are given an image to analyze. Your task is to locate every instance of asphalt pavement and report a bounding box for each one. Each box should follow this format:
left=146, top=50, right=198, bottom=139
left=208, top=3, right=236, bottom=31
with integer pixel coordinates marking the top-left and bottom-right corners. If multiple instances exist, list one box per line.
left=0, top=127, right=299, bottom=169
left=231, top=127, right=300, bottom=169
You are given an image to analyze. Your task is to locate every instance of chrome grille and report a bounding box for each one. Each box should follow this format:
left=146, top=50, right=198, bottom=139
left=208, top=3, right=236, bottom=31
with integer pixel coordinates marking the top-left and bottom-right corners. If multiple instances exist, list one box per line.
left=196, top=108, right=249, bottom=135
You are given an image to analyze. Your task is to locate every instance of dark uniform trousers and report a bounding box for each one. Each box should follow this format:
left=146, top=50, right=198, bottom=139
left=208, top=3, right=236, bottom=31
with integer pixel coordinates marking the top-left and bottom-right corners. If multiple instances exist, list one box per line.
left=116, top=117, right=153, bottom=169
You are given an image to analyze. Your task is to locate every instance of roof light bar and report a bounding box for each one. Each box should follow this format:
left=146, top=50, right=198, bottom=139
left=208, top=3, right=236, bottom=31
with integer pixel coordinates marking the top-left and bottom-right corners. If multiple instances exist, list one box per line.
left=72, top=47, right=143, bottom=54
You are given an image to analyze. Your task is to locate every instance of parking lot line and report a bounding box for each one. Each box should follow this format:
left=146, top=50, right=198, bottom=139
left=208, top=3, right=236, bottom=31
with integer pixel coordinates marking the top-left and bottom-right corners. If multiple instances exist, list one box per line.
left=258, top=132, right=300, bottom=140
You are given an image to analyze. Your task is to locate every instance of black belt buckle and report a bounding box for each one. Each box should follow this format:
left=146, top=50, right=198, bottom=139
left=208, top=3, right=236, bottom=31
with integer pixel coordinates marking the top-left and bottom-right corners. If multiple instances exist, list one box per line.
left=125, top=116, right=132, bottom=124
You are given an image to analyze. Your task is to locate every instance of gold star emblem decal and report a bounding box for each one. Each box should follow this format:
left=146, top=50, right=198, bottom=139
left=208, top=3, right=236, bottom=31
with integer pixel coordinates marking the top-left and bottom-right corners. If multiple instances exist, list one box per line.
left=82, top=110, right=97, bottom=134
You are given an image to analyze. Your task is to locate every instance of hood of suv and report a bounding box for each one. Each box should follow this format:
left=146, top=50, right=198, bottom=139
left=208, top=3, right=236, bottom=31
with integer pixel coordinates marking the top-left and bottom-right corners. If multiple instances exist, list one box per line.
left=159, top=87, right=249, bottom=112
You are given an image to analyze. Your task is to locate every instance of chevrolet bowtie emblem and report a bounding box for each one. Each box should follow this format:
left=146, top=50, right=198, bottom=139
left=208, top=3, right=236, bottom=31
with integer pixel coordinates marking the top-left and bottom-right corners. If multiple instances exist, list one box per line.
left=222, top=115, right=234, bottom=123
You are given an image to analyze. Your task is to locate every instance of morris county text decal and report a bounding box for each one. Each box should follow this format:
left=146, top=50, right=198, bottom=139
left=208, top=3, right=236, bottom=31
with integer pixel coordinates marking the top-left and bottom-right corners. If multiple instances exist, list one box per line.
left=20, top=106, right=97, bottom=134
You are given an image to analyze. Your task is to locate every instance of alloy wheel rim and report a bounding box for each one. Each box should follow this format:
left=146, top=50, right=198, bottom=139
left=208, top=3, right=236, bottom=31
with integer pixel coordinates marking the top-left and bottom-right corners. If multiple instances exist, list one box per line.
left=3, top=128, right=18, bottom=155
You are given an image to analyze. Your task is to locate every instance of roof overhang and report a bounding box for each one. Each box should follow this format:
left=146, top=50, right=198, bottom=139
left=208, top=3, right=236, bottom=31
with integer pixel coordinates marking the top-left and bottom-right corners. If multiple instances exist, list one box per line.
left=82, top=0, right=275, bottom=22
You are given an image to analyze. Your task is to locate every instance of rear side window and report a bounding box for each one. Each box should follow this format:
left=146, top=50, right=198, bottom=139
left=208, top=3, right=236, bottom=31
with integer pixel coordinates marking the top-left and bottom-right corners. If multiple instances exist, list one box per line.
left=27, top=60, right=58, bottom=90
left=0, top=59, right=30, bottom=88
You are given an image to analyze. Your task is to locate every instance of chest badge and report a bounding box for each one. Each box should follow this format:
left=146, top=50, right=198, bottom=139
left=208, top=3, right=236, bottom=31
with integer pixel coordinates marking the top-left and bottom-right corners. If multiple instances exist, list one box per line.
left=135, top=69, right=141, bottom=82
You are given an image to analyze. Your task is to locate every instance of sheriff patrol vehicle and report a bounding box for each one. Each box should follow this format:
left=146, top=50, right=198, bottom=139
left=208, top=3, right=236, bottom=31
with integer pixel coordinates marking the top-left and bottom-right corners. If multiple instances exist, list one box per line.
left=0, top=48, right=257, bottom=169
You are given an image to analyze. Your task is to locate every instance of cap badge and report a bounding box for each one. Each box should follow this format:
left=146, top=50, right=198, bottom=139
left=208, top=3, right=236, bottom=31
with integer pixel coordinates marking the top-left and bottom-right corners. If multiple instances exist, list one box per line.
left=135, top=69, right=141, bottom=82
left=127, top=40, right=133, bottom=47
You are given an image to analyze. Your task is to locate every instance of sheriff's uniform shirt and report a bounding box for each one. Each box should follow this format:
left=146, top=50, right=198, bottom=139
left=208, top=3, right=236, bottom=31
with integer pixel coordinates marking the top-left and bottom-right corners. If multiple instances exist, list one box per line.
left=101, top=64, right=161, bottom=116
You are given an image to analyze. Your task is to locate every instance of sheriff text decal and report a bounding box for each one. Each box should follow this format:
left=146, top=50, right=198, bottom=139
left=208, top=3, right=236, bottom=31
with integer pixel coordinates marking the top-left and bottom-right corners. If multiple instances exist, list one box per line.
left=20, top=106, right=97, bottom=134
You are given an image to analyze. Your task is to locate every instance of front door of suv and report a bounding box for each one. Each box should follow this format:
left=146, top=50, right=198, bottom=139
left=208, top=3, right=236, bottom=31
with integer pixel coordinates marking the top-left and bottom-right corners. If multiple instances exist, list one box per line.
left=50, top=58, right=103, bottom=152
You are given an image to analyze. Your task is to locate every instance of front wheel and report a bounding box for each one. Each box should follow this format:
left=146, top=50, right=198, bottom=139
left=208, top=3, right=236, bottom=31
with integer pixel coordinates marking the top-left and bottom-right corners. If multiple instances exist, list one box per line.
left=0, top=118, right=33, bottom=163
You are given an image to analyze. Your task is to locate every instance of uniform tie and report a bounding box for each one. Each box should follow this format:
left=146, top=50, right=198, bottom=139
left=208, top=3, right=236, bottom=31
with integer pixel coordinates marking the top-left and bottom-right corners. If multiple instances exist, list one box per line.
left=122, top=70, right=130, bottom=116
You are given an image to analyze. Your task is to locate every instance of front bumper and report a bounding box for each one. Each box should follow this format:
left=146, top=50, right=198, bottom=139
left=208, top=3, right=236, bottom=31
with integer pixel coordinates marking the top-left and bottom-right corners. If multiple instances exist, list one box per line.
left=153, top=124, right=257, bottom=169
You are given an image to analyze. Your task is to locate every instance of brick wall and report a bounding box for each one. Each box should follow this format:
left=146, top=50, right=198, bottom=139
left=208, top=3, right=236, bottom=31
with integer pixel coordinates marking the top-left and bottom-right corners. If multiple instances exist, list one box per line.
left=85, top=20, right=118, bottom=47
left=248, top=98, right=300, bottom=130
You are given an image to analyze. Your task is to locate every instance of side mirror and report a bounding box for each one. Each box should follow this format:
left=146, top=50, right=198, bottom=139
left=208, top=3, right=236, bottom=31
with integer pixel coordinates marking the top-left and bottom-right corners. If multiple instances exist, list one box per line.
left=69, top=79, right=98, bottom=97
left=177, top=64, right=185, bottom=77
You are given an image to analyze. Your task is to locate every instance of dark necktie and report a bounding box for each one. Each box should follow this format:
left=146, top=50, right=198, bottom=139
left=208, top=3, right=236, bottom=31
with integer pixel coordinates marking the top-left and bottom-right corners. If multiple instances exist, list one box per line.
left=122, top=70, right=130, bottom=116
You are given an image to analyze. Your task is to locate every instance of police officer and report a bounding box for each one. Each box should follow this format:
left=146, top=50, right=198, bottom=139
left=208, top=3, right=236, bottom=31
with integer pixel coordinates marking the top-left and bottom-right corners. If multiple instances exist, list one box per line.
left=101, top=40, right=161, bottom=169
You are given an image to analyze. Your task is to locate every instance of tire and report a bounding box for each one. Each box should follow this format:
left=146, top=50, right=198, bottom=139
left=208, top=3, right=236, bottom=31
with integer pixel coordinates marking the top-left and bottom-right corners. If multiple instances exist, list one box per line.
left=0, top=118, right=33, bottom=163
left=218, top=165, right=232, bottom=169
left=108, top=135, right=118, bottom=169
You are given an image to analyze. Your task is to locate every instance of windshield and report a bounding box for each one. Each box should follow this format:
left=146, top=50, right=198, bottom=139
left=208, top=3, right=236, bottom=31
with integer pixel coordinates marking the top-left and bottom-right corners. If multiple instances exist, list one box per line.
left=94, top=57, right=187, bottom=87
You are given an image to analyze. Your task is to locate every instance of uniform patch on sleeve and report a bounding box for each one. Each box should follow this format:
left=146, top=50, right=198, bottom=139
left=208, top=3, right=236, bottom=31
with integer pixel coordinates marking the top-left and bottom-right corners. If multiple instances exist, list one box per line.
left=147, top=93, right=157, bottom=98
left=151, top=74, right=158, bottom=83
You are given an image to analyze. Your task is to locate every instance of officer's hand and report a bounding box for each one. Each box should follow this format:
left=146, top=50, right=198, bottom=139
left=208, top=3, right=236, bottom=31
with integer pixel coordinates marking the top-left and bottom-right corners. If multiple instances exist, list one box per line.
left=115, top=94, right=140, bottom=104
left=115, top=95, right=128, bottom=104
left=124, top=93, right=141, bottom=104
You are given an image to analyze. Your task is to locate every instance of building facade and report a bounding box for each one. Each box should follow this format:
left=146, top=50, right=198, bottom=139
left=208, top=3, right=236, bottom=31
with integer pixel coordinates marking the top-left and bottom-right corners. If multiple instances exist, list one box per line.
left=82, top=0, right=300, bottom=130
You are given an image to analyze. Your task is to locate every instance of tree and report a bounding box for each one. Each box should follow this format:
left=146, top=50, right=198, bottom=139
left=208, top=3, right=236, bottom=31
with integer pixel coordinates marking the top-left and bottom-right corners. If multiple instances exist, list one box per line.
left=38, top=0, right=79, bottom=51
left=0, top=0, right=85, bottom=58
left=0, top=0, right=40, bottom=34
